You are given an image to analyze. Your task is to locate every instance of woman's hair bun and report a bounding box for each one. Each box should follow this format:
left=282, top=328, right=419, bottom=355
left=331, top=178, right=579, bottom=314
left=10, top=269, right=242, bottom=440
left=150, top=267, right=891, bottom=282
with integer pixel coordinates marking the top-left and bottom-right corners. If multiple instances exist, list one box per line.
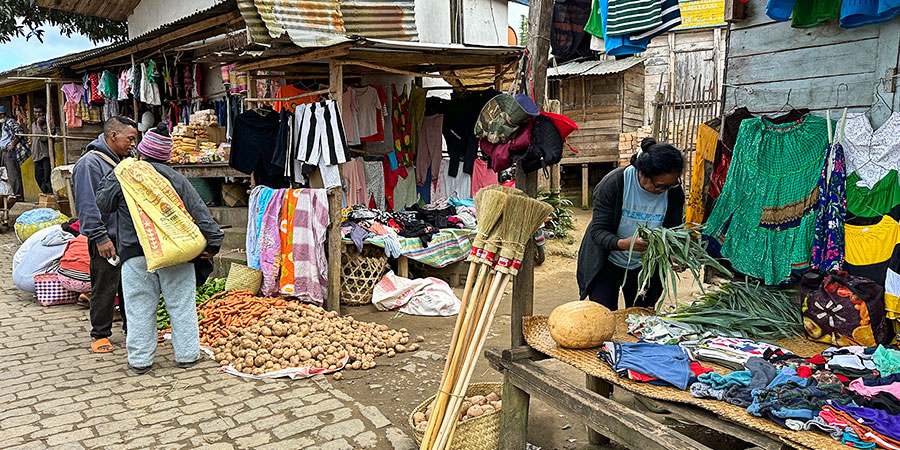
left=640, top=137, right=657, bottom=151
left=154, top=122, right=170, bottom=137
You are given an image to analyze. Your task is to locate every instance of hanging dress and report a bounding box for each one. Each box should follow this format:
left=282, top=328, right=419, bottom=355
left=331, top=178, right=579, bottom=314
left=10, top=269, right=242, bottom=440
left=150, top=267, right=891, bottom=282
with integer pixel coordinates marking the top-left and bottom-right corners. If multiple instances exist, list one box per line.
left=811, top=113, right=848, bottom=271
left=705, top=115, right=829, bottom=284
left=392, top=84, right=413, bottom=167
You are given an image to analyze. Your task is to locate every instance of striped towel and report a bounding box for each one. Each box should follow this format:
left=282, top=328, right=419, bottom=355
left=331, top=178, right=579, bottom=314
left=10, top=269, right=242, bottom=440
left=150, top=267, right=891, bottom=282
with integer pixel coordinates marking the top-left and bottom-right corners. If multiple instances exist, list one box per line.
left=362, top=229, right=475, bottom=268
left=606, top=0, right=663, bottom=37
left=631, top=0, right=682, bottom=41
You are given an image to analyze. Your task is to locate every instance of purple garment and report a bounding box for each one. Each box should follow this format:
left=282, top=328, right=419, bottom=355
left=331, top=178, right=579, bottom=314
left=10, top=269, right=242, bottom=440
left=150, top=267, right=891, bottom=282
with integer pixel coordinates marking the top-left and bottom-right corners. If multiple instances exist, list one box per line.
left=293, top=189, right=330, bottom=306
left=811, top=142, right=847, bottom=271
left=832, top=401, right=900, bottom=442
left=348, top=222, right=370, bottom=253
left=258, top=189, right=286, bottom=296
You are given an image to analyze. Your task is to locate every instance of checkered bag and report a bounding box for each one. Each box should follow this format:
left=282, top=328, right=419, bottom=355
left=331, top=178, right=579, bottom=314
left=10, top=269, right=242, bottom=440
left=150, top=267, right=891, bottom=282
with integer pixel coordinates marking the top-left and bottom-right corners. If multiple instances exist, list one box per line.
left=34, top=273, right=79, bottom=306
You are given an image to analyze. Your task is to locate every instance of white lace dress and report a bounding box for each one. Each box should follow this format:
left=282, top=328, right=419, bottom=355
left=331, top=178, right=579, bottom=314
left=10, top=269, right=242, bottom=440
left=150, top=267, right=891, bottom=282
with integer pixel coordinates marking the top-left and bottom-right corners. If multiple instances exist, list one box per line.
left=843, top=112, right=900, bottom=189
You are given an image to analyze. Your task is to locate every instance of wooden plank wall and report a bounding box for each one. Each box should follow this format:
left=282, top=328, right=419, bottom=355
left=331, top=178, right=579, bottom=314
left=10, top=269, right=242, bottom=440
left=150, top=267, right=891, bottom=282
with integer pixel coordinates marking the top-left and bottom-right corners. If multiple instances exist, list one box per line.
left=644, top=28, right=726, bottom=123
left=723, top=1, right=900, bottom=128
left=555, top=73, right=625, bottom=164
left=622, top=65, right=644, bottom=131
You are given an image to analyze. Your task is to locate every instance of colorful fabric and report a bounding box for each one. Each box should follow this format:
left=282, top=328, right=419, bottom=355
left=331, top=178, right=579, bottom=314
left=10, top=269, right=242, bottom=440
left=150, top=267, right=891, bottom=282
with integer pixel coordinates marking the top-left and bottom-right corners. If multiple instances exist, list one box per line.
left=811, top=142, right=847, bottom=271
left=605, top=0, right=662, bottom=36
left=392, top=84, right=413, bottom=167
left=686, top=121, right=719, bottom=224
left=704, top=115, right=829, bottom=284
left=845, top=214, right=900, bottom=283
left=792, top=0, right=841, bottom=27
left=246, top=186, right=265, bottom=270
left=849, top=378, right=900, bottom=400
left=354, top=229, right=475, bottom=268
left=0, top=117, right=29, bottom=165
left=830, top=402, right=900, bottom=444
left=804, top=271, right=889, bottom=347
left=292, top=189, right=329, bottom=305
left=843, top=112, right=900, bottom=189
left=875, top=345, right=900, bottom=376
left=279, top=189, right=300, bottom=295
left=847, top=170, right=900, bottom=219
left=258, top=189, right=286, bottom=296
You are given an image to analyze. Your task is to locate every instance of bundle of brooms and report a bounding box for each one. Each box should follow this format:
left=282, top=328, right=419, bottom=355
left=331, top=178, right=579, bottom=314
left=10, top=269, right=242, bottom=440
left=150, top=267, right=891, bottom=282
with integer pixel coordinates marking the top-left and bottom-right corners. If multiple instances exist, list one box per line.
left=420, top=185, right=552, bottom=450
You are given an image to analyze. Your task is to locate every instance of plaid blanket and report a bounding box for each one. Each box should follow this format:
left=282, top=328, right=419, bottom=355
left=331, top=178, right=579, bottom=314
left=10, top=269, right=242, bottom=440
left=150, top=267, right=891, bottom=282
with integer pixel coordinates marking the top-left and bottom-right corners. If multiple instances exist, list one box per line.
left=354, top=228, right=474, bottom=268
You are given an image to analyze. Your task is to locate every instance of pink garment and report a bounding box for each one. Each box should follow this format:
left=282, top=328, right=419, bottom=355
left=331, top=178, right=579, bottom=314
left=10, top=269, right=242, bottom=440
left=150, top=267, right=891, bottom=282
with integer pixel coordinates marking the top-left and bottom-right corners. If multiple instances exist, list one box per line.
left=342, top=86, right=360, bottom=145
left=64, top=102, right=82, bottom=128
left=258, top=189, right=286, bottom=296
left=343, top=158, right=368, bottom=206
left=470, top=158, right=498, bottom=198
left=416, top=114, right=443, bottom=187
left=61, top=83, right=84, bottom=103
left=292, top=189, right=330, bottom=306
left=849, top=378, right=900, bottom=400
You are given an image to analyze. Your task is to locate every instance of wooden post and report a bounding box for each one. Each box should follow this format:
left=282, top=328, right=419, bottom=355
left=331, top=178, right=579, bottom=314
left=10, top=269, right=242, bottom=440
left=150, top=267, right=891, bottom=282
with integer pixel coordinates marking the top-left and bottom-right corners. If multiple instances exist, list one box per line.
left=44, top=81, right=56, bottom=170
left=326, top=59, right=344, bottom=314
left=57, top=84, right=68, bottom=165
left=587, top=374, right=612, bottom=445
left=503, top=0, right=553, bottom=446
left=494, top=64, right=503, bottom=91
left=581, top=164, right=589, bottom=209
left=651, top=92, right=664, bottom=140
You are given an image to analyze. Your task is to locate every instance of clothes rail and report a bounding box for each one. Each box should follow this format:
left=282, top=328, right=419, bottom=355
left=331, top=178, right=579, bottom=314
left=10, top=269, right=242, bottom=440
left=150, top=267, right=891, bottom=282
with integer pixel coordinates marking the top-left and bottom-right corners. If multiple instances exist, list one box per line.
left=242, top=88, right=330, bottom=103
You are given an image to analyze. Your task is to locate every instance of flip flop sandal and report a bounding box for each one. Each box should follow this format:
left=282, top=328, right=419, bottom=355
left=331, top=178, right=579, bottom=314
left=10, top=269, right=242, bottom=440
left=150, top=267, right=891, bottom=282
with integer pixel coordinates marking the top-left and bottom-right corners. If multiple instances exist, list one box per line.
left=91, top=338, right=114, bottom=353
left=129, top=364, right=151, bottom=375
left=177, top=354, right=205, bottom=369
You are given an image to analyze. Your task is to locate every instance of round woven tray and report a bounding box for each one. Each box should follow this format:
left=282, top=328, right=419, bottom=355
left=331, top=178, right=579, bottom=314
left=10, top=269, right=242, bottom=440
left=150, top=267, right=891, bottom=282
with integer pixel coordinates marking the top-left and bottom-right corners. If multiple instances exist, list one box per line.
left=341, top=247, right=387, bottom=305
left=523, top=311, right=842, bottom=450
left=410, top=382, right=502, bottom=450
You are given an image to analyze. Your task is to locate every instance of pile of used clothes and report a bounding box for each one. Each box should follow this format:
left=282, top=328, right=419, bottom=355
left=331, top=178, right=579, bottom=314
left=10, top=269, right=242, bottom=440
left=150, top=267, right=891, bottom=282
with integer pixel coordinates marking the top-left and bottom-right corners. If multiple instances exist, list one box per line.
left=600, top=331, right=900, bottom=449
left=342, top=198, right=477, bottom=255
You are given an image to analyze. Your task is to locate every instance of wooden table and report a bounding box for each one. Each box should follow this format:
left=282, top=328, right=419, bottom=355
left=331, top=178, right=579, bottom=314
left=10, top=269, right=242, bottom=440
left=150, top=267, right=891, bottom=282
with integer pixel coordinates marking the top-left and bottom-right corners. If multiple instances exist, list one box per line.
left=169, top=163, right=246, bottom=178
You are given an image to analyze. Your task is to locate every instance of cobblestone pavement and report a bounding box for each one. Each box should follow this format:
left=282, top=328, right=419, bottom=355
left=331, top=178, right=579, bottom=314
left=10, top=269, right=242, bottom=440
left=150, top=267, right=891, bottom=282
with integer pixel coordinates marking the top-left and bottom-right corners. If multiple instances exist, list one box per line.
left=0, top=221, right=415, bottom=449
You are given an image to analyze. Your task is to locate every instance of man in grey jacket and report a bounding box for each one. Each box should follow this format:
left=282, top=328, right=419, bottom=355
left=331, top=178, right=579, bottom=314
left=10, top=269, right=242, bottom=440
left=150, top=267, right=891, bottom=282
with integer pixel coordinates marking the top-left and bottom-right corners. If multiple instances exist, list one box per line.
left=97, top=123, right=223, bottom=374
left=73, top=116, right=137, bottom=353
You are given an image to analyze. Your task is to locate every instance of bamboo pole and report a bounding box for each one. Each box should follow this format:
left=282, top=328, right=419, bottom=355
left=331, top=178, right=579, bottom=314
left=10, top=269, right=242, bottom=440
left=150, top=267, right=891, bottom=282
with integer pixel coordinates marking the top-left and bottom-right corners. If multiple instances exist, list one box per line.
left=44, top=80, right=56, bottom=170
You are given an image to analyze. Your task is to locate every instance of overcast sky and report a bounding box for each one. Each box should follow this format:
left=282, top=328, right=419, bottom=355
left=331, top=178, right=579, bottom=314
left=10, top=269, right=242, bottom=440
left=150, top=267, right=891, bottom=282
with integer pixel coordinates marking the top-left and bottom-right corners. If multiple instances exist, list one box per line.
left=0, top=26, right=100, bottom=72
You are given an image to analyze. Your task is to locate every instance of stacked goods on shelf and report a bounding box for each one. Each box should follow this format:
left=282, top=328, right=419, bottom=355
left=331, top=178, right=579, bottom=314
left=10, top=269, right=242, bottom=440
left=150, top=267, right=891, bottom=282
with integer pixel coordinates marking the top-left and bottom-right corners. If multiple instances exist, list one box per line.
left=420, top=186, right=552, bottom=450
left=189, top=109, right=219, bottom=126
left=169, top=121, right=226, bottom=164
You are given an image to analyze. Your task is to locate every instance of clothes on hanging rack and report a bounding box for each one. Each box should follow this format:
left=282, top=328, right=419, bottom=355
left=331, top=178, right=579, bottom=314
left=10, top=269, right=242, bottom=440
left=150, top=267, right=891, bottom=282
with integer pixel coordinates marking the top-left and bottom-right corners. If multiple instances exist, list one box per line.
left=231, top=108, right=288, bottom=188
left=686, top=119, right=720, bottom=224
left=355, top=85, right=387, bottom=142
left=392, top=84, right=414, bottom=168
left=291, top=100, right=351, bottom=190
left=704, top=114, right=829, bottom=284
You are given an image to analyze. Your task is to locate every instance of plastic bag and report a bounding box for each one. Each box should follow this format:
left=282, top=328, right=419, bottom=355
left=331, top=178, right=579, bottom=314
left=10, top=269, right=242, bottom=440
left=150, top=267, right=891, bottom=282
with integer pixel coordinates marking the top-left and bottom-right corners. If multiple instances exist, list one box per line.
left=15, top=207, right=68, bottom=243
left=372, top=270, right=461, bottom=316
left=115, top=158, right=206, bottom=271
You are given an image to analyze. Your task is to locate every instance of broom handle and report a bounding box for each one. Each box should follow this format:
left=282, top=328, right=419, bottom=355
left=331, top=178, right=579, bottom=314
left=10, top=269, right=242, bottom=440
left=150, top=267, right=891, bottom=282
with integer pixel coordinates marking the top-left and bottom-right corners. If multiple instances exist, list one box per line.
left=421, top=263, right=491, bottom=449
left=435, top=273, right=511, bottom=450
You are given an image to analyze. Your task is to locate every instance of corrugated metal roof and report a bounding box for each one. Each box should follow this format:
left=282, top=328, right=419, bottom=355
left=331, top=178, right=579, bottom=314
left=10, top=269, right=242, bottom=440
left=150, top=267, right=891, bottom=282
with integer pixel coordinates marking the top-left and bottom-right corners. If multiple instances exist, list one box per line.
left=548, top=57, right=645, bottom=78
left=237, top=0, right=272, bottom=43
left=341, top=0, right=417, bottom=41
left=35, top=0, right=141, bottom=21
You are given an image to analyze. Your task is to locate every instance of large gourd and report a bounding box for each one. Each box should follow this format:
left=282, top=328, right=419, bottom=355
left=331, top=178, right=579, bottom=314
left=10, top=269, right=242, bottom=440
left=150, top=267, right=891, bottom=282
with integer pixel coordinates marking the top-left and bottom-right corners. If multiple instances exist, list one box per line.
left=548, top=301, right=614, bottom=348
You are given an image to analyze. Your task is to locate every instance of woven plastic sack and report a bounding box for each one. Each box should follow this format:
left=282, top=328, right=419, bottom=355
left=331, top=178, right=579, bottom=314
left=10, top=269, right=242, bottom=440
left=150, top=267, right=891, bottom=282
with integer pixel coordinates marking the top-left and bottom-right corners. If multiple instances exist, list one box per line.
left=15, top=208, right=68, bottom=243
left=114, top=158, right=206, bottom=271
left=34, top=273, right=79, bottom=306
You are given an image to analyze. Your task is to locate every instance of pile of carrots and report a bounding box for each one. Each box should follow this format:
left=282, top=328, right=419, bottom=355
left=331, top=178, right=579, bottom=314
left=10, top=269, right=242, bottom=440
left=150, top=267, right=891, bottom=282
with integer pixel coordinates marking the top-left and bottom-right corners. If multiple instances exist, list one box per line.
left=197, top=290, right=294, bottom=346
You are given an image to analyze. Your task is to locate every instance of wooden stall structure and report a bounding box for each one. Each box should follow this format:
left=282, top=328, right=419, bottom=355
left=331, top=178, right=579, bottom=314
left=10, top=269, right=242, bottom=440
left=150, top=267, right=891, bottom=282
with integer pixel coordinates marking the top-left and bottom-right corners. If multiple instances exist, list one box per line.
left=548, top=57, right=645, bottom=207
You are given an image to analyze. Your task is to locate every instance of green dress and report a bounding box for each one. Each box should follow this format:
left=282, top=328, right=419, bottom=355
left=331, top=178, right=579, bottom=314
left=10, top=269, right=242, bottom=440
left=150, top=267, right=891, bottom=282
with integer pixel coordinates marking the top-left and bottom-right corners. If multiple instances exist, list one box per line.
left=792, top=0, right=841, bottom=28
left=847, top=170, right=900, bottom=219
left=705, top=115, right=829, bottom=284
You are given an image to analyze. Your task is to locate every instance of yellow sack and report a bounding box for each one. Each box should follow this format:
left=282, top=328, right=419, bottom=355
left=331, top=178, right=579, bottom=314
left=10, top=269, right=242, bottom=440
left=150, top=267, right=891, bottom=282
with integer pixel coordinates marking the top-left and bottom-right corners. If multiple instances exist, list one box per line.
left=114, top=158, right=206, bottom=271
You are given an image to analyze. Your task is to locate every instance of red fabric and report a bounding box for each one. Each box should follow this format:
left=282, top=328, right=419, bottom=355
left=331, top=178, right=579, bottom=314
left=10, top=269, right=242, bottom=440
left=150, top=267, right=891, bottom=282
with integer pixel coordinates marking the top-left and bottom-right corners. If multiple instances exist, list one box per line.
left=806, top=354, right=827, bottom=365
left=382, top=158, right=406, bottom=212
left=360, top=85, right=388, bottom=143
left=59, top=235, right=90, bottom=275
left=796, top=366, right=813, bottom=378
left=628, top=362, right=712, bottom=383
left=540, top=111, right=579, bottom=139
left=835, top=374, right=851, bottom=383
left=690, top=362, right=714, bottom=376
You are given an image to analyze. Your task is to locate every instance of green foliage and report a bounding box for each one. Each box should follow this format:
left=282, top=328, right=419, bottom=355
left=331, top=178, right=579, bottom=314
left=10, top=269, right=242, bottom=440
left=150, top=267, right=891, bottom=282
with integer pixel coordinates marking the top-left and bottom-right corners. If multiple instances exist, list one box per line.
left=665, top=279, right=803, bottom=339
left=538, top=191, right=576, bottom=239
left=518, top=15, right=527, bottom=45
left=0, top=1, right=126, bottom=44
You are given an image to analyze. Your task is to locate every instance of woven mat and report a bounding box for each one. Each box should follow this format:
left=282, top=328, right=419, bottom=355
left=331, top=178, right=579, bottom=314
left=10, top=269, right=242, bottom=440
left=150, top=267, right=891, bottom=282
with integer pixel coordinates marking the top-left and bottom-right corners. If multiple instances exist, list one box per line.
left=523, top=312, right=844, bottom=450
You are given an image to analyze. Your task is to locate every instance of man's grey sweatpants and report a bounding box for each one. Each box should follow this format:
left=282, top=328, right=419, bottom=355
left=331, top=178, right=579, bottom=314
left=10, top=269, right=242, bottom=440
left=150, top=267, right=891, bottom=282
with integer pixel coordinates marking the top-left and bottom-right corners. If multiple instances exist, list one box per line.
left=122, top=256, right=199, bottom=368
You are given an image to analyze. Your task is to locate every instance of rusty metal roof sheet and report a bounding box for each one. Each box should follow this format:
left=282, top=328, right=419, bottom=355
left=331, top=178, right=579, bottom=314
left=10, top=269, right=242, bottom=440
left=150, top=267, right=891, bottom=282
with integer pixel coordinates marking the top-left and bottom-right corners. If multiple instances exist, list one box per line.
left=35, top=0, right=140, bottom=21
left=237, top=0, right=348, bottom=47
left=548, top=57, right=645, bottom=78
left=341, top=0, right=417, bottom=41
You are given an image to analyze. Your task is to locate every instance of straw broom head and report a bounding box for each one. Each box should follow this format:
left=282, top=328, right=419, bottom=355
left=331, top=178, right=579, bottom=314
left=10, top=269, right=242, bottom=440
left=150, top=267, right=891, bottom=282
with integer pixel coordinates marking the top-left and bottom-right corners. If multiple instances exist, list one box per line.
left=471, top=189, right=508, bottom=264
left=496, top=196, right=553, bottom=275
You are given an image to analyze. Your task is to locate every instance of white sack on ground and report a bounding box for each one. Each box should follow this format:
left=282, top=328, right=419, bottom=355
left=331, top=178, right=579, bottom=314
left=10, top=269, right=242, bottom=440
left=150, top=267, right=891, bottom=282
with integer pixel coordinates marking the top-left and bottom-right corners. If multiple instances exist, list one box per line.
left=372, top=270, right=461, bottom=316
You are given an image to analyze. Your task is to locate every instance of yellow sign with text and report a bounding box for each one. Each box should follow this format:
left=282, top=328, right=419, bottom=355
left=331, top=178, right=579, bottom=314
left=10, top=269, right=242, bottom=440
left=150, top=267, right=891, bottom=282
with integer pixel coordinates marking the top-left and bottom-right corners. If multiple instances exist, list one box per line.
left=675, top=0, right=726, bottom=29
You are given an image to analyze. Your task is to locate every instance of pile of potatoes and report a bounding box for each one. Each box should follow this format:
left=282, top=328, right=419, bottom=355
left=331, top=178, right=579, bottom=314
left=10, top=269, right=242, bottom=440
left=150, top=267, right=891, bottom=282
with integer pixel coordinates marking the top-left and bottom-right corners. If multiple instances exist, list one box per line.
left=413, top=392, right=502, bottom=431
left=211, top=304, right=420, bottom=376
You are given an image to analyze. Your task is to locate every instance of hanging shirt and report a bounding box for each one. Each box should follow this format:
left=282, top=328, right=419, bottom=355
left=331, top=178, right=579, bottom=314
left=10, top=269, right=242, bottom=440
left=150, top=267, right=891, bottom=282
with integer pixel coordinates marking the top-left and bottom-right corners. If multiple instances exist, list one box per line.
left=273, top=85, right=316, bottom=113
left=470, top=158, right=498, bottom=199
left=605, top=0, right=662, bottom=37
left=342, top=86, right=360, bottom=145
left=342, top=158, right=368, bottom=206
left=354, top=86, right=383, bottom=140
left=608, top=166, right=668, bottom=269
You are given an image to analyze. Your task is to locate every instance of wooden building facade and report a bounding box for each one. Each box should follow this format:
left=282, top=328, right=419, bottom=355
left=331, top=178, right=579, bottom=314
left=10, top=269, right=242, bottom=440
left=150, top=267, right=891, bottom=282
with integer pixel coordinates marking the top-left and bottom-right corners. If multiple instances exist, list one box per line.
left=548, top=57, right=645, bottom=206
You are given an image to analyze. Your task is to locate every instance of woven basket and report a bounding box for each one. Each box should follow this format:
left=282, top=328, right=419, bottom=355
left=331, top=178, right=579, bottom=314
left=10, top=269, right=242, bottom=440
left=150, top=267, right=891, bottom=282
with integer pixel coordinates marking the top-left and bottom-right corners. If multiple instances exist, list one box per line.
left=409, top=382, right=502, bottom=450
left=224, top=263, right=262, bottom=294
left=34, top=273, right=79, bottom=307
left=341, top=247, right=387, bottom=305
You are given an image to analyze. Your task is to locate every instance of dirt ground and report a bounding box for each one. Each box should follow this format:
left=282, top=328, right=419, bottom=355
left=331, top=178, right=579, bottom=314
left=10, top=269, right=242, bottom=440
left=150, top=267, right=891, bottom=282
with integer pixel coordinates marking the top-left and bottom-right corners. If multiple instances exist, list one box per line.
left=338, top=206, right=720, bottom=450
